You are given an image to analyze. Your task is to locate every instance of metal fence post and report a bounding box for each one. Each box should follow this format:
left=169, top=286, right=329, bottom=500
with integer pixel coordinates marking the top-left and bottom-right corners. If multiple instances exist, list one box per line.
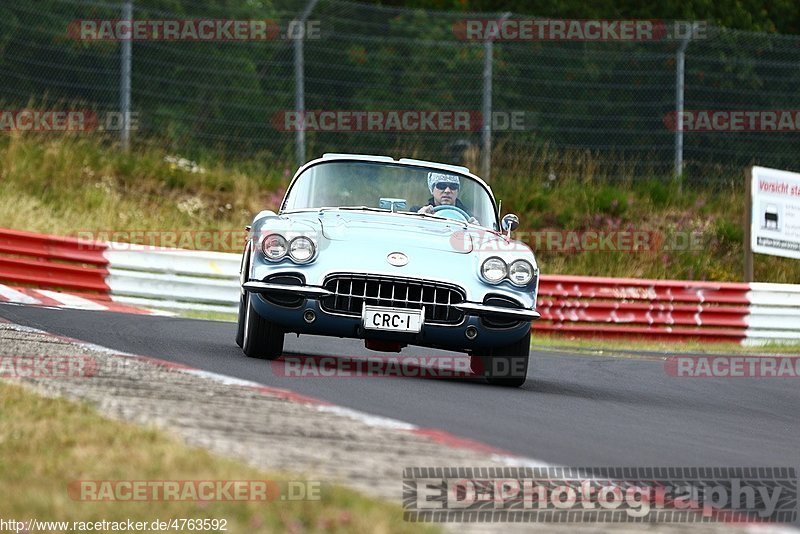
left=480, top=12, right=510, bottom=182
left=294, top=0, right=320, bottom=167
left=673, top=24, right=695, bottom=185
left=480, top=35, right=492, bottom=181
left=120, top=0, right=132, bottom=151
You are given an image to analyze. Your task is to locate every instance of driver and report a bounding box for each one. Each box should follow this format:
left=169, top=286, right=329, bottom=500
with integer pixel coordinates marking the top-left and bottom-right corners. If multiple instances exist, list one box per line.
left=414, top=172, right=478, bottom=223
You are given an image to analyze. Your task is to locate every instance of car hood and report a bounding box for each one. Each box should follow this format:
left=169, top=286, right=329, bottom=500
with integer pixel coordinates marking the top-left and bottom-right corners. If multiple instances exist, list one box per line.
left=312, top=210, right=476, bottom=254
left=260, top=210, right=529, bottom=258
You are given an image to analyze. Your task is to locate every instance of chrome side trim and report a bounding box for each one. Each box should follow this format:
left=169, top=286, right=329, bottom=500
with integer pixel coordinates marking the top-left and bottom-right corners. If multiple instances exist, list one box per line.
left=454, top=302, right=541, bottom=320
left=243, top=281, right=332, bottom=298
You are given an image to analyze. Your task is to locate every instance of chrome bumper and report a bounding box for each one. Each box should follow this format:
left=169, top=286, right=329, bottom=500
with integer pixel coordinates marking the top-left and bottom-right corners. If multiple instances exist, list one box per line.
left=454, top=302, right=540, bottom=321
left=243, top=281, right=332, bottom=298
left=243, top=281, right=539, bottom=321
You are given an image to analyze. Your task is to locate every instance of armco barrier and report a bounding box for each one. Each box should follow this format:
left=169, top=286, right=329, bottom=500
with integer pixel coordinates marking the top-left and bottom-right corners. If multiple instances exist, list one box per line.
left=0, top=228, right=109, bottom=292
left=104, top=242, right=241, bottom=313
left=1, top=228, right=798, bottom=343
left=745, top=283, right=800, bottom=343
left=535, top=275, right=752, bottom=343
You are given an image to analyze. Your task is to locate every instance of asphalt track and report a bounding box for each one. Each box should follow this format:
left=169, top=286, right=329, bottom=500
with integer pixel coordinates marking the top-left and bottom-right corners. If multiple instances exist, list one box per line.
left=1, top=302, right=797, bottom=468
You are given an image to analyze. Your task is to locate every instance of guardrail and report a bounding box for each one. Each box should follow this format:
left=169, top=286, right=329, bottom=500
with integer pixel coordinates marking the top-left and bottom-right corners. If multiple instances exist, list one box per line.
left=2, top=228, right=798, bottom=344
left=104, top=242, right=241, bottom=313
left=0, top=228, right=109, bottom=292
left=535, top=275, right=752, bottom=343
left=745, top=283, right=800, bottom=343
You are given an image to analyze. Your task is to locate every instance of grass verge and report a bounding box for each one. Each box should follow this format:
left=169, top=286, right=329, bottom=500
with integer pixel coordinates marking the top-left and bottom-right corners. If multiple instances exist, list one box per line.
left=533, top=333, right=800, bottom=358
left=168, top=309, right=238, bottom=322
left=0, top=381, right=435, bottom=534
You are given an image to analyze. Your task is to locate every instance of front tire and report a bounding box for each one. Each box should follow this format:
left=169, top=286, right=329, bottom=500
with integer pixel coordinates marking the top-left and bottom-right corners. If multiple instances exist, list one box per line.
left=242, top=292, right=284, bottom=360
left=471, top=330, right=530, bottom=387
left=236, top=245, right=251, bottom=348
left=235, top=291, right=246, bottom=347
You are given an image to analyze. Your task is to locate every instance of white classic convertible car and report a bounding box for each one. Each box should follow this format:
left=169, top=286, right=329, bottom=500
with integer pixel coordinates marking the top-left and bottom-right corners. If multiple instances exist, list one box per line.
left=236, top=154, right=540, bottom=386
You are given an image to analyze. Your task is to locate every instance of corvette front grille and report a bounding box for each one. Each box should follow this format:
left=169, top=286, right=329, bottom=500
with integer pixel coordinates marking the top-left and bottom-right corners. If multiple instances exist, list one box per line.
left=320, top=274, right=465, bottom=325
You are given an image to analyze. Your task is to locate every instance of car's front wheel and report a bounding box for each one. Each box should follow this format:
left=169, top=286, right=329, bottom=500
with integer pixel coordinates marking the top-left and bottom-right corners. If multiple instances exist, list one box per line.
left=236, top=245, right=251, bottom=348
left=235, top=290, right=246, bottom=348
left=471, top=330, right=530, bottom=387
left=242, top=292, right=285, bottom=360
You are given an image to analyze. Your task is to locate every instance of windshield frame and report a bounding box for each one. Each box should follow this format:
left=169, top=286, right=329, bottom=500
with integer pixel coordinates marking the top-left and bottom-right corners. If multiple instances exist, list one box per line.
left=279, top=158, right=500, bottom=228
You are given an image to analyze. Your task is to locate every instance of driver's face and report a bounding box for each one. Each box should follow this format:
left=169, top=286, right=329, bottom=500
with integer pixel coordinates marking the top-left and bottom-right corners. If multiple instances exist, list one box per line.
left=433, top=183, right=458, bottom=206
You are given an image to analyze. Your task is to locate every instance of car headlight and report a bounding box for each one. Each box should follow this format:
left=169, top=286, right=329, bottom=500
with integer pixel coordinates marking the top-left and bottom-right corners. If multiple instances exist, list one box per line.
left=481, top=257, right=507, bottom=284
left=261, top=234, right=288, bottom=261
left=289, top=236, right=315, bottom=263
left=508, top=260, right=534, bottom=286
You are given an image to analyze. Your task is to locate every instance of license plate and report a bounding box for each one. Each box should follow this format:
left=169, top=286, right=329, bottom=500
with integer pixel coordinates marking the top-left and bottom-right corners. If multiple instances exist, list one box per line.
left=362, top=305, right=423, bottom=333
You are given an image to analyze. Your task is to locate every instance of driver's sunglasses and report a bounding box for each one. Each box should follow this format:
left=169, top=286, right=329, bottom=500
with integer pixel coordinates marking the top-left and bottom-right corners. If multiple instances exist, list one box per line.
left=435, top=182, right=459, bottom=191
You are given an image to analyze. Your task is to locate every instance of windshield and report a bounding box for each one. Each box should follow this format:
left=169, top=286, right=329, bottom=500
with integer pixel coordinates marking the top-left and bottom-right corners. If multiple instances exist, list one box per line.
left=282, top=161, right=498, bottom=229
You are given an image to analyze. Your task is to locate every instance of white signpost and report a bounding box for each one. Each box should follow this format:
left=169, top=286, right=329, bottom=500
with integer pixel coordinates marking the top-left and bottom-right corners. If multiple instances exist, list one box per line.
left=745, top=166, right=800, bottom=281
left=750, top=166, right=800, bottom=260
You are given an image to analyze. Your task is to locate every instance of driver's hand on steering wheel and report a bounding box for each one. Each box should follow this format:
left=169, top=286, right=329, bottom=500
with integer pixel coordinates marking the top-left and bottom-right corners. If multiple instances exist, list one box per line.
left=417, top=205, right=434, bottom=215
left=467, top=216, right=479, bottom=225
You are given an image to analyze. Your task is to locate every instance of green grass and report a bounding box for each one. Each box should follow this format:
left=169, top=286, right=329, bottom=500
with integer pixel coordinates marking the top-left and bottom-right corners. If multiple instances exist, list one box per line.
left=178, top=309, right=238, bottom=322
left=1, top=133, right=798, bottom=282
left=0, top=134, right=288, bottom=254
left=533, top=333, right=800, bottom=358
left=0, top=381, right=437, bottom=533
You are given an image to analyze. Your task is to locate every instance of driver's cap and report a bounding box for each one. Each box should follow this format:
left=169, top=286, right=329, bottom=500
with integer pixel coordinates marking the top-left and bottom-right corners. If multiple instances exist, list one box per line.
left=427, top=172, right=460, bottom=194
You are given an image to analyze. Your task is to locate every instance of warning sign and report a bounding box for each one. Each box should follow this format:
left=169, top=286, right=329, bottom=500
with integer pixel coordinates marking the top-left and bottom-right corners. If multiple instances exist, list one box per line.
left=751, top=166, right=800, bottom=260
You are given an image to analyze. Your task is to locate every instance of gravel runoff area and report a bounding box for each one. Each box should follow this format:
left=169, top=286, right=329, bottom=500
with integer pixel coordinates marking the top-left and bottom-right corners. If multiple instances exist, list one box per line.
left=0, top=320, right=786, bottom=534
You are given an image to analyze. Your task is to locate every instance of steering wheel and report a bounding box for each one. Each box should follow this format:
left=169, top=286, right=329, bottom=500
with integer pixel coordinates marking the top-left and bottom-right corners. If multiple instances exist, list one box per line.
left=432, top=204, right=470, bottom=221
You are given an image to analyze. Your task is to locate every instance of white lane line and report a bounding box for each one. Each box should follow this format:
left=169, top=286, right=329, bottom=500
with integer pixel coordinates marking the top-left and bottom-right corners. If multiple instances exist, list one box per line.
left=183, top=369, right=264, bottom=388
left=33, top=290, right=108, bottom=311
left=316, top=404, right=418, bottom=431
left=0, top=284, right=41, bottom=305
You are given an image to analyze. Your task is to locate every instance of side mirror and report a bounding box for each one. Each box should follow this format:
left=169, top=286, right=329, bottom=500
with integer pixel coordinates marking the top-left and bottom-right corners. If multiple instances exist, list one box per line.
left=501, top=214, right=520, bottom=238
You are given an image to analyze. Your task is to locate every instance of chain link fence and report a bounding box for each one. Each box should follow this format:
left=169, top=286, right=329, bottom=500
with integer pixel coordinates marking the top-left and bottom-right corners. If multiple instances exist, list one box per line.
left=1, top=0, right=799, bottom=184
